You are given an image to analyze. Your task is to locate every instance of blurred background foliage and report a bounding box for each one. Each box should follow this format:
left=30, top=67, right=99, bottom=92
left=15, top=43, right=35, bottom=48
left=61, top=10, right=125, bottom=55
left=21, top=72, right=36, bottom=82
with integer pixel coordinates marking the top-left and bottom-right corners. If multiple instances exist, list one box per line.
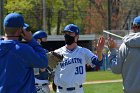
left=3, top=0, right=140, bottom=35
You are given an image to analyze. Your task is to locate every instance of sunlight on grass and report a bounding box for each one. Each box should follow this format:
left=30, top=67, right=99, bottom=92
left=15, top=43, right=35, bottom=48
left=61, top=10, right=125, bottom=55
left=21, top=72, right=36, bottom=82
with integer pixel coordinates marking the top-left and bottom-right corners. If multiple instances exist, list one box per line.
left=84, top=82, right=123, bottom=93
left=86, top=71, right=122, bottom=81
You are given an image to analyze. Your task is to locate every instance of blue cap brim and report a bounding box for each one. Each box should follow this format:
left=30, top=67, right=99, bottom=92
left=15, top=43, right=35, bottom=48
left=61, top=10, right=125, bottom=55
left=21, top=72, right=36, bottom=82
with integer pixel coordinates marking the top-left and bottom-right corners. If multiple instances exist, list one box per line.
left=23, top=23, right=29, bottom=29
left=63, top=30, right=74, bottom=33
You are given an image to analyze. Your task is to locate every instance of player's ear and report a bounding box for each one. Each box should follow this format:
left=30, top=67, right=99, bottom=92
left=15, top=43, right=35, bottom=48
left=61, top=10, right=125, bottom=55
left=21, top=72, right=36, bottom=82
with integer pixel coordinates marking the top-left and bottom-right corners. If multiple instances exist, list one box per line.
left=75, top=35, right=79, bottom=42
left=76, top=35, right=79, bottom=39
left=15, top=27, right=22, bottom=35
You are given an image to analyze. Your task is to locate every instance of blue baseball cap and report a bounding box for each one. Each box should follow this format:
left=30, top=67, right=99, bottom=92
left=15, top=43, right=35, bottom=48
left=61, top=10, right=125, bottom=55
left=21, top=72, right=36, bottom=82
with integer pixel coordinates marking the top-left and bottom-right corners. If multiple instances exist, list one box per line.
left=33, top=30, right=47, bottom=39
left=3, top=13, right=29, bottom=28
left=133, top=16, right=140, bottom=25
left=63, top=24, right=80, bottom=35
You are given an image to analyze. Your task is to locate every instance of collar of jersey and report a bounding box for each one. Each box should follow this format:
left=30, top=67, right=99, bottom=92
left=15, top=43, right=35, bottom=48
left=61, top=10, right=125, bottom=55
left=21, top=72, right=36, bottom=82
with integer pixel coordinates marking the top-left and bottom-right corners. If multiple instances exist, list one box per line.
left=66, top=46, right=77, bottom=53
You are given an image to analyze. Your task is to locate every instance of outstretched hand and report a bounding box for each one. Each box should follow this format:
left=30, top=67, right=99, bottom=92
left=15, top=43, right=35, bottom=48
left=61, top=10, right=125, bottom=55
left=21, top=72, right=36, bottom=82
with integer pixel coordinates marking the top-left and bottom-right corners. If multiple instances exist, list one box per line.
left=96, top=36, right=105, bottom=52
left=107, top=37, right=117, bottom=49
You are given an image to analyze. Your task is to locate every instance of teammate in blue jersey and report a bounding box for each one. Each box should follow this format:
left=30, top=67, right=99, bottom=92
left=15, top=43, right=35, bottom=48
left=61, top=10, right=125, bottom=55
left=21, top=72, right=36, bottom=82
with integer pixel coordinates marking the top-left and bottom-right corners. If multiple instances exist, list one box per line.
left=0, top=13, right=48, bottom=93
left=53, top=24, right=105, bottom=93
left=33, top=30, right=51, bottom=93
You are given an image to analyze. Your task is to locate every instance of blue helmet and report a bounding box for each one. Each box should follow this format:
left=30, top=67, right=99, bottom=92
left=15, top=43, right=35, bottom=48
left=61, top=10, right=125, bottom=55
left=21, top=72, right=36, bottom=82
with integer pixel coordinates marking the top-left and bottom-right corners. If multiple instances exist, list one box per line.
left=133, top=16, right=140, bottom=25
left=63, top=24, right=80, bottom=35
left=33, top=30, right=47, bottom=39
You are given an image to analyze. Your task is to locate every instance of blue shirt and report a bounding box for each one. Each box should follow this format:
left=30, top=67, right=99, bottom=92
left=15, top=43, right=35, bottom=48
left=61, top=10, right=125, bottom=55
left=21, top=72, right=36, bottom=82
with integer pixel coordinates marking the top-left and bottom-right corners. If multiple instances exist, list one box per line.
left=0, top=39, right=48, bottom=93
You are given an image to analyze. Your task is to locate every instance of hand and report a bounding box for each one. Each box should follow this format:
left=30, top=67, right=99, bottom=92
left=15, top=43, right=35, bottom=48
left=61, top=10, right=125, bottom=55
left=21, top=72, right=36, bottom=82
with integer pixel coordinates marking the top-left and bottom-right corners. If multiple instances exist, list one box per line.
left=40, top=68, right=46, bottom=72
left=21, top=29, right=32, bottom=42
left=96, top=36, right=105, bottom=52
left=107, top=37, right=117, bottom=49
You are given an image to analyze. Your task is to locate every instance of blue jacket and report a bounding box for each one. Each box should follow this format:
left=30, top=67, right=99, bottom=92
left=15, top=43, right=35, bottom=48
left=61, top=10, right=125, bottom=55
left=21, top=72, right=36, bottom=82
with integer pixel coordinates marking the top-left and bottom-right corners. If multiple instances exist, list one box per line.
left=0, top=39, right=48, bottom=93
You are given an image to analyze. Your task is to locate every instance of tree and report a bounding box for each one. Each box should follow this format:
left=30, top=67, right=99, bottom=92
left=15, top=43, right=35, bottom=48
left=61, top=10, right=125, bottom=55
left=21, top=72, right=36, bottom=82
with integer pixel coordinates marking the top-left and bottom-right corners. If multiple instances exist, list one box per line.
left=83, top=0, right=107, bottom=34
left=4, top=0, right=140, bottom=35
left=5, top=0, right=43, bottom=32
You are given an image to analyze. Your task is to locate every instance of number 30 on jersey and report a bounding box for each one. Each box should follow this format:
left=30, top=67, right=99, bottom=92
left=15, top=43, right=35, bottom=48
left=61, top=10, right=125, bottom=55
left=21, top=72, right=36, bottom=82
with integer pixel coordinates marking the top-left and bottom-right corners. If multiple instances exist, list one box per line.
left=75, top=66, right=83, bottom=75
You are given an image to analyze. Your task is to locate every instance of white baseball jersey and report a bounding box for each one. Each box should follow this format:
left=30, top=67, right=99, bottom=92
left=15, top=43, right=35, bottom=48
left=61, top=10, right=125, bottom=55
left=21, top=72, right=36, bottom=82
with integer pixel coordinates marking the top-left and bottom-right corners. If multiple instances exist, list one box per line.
left=54, top=46, right=100, bottom=87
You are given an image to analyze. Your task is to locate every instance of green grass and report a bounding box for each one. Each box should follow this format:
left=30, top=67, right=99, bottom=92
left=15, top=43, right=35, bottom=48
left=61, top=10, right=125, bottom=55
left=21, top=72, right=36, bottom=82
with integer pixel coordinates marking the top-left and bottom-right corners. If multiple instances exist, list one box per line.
left=84, top=82, right=123, bottom=93
left=86, top=71, right=122, bottom=81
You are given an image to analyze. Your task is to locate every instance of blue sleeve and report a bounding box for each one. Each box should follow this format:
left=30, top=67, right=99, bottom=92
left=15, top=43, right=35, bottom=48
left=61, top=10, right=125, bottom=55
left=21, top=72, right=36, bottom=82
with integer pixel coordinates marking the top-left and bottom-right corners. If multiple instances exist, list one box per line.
left=27, top=38, right=46, bottom=54
left=91, top=55, right=103, bottom=67
left=19, top=38, right=48, bottom=68
left=108, top=43, right=128, bottom=74
left=108, top=48, right=121, bottom=74
left=84, top=48, right=103, bottom=67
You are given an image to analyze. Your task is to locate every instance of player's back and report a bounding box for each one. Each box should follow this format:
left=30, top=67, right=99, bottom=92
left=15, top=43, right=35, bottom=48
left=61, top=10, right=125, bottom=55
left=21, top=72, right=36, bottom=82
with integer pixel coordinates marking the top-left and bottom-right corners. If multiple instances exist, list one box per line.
left=0, top=40, right=37, bottom=93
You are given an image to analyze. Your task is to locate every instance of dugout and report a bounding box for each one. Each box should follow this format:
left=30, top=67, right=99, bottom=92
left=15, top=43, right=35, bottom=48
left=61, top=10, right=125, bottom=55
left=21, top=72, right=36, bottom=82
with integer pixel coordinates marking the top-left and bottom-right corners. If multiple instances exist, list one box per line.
left=0, top=35, right=96, bottom=50
left=45, top=35, right=96, bottom=52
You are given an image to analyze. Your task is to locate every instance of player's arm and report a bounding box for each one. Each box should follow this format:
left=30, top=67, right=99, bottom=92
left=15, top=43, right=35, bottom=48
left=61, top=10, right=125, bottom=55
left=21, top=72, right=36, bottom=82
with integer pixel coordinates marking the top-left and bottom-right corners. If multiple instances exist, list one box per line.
left=84, top=48, right=102, bottom=67
left=84, top=36, right=105, bottom=67
left=108, top=38, right=127, bottom=74
left=20, top=39, right=48, bottom=68
left=96, top=36, right=105, bottom=61
left=91, top=55, right=103, bottom=67
left=19, top=30, right=48, bottom=68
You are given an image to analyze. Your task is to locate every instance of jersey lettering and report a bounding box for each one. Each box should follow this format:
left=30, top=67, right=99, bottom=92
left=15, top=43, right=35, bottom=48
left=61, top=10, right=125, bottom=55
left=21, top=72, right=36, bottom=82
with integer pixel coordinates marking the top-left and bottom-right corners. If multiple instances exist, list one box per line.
left=60, top=58, right=82, bottom=68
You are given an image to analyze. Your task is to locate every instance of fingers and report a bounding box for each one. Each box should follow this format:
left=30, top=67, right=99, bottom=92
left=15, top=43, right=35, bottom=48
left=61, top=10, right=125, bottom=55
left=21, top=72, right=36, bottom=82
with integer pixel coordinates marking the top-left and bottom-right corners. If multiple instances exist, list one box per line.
left=96, top=36, right=105, bottom=51
left=21, top=29, right=32, bottom=41
left=96, top=36, right=117, bottom=50
left=107, top=37, right=117, bottom=48
left=100, top=36, right=105, bottom=45
left=108, top=37, right=114, bottom=45
left=97, top=36, right=105, bottom=45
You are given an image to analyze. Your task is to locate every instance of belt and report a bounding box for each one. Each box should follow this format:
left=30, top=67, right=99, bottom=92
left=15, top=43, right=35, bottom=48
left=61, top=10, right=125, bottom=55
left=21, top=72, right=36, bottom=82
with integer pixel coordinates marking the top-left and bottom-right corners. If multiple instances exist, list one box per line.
left=58, top=85, right=82, bottom=91
left=35, top=83, right=47, bottom=86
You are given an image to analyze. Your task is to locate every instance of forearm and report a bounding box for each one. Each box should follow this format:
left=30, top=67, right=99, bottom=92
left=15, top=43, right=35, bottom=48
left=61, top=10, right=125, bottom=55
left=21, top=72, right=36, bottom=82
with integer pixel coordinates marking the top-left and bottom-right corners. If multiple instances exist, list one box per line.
left=108, top=48, right=118, bottom=62
left=108, top=48, right=122, bottom=74
left=97, top=51, right=102, bottom=61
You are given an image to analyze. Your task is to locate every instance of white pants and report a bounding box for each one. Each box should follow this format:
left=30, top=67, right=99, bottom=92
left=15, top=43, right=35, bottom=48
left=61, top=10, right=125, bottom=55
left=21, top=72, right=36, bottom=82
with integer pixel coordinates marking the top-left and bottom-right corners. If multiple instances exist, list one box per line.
left=36, top=84, right=50, bottom=93
left=56, top=86, right=84, bottom=93
left=35, top=78, right=50, bottom=93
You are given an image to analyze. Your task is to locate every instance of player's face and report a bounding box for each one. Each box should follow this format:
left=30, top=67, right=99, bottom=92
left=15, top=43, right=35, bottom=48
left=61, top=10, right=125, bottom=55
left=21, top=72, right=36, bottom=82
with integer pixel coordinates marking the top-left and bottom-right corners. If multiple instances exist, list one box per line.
left=41, top=37, right=47, bottom=42
left=37, top=37, right=47, bottom=43
left=64, top=31, right=78, bottom=45
left=132, top=24, right=140, bottom=33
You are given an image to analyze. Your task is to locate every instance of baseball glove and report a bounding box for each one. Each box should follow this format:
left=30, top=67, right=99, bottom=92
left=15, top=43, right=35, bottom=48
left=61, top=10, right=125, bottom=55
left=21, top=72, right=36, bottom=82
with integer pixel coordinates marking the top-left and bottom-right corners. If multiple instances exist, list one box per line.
left=47, top=51, right=63, bottom=68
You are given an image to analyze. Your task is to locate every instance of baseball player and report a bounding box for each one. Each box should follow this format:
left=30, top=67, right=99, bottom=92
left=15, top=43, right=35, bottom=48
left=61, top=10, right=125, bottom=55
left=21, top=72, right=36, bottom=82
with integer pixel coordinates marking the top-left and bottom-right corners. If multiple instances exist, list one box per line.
left=0, top=13, right=48, bottom=93
left=53, top=24, right=105, bottom=93
left=33, top=30, right=63, bottom=93
left=33, top=30, right=51, bottom=93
